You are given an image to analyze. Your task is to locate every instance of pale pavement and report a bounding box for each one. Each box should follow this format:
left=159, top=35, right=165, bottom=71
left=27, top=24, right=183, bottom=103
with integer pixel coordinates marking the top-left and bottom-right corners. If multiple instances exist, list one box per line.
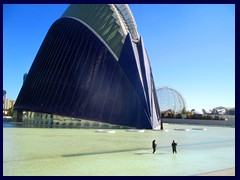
left=3, top=123, right=235, bottom=176
left=198, top=168, right=235, bottom=176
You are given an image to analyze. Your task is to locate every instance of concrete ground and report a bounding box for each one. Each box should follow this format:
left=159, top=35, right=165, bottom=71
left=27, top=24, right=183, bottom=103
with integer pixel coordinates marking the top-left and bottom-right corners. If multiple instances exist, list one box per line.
left=198, top=168, right=235, bottom=176
left=3, top=123, right=235, bottom=176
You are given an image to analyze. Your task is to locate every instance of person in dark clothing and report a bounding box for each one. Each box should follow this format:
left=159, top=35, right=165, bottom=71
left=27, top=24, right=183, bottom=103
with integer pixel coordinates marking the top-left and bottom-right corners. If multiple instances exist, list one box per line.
left=152, top=140, right=157, bottom=153
left=172, top=140, right=177, bottom=153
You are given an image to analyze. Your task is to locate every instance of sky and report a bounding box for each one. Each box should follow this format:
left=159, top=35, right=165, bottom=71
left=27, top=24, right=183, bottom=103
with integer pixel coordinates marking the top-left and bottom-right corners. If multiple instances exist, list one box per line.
left=3, top=4, right=235, bottom=111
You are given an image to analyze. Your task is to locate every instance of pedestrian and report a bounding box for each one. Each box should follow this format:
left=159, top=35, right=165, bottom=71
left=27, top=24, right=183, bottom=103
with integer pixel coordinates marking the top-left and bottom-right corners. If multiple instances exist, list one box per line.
left=171, top=140, right=177, bottom=154
left=152, top=140, right=157, bottom=153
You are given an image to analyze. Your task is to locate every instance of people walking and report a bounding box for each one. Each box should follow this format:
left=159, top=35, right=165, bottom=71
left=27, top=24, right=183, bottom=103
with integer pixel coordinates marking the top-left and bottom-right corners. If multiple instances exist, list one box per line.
left=152, top=140, right=157, bottom=153
left=171, top=140, right=177, bottom=153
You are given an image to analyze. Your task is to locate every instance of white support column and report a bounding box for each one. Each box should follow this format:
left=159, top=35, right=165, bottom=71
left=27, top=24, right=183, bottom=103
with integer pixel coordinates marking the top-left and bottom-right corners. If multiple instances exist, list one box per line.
left=42, top=113, right=46, bottom=126
left=47, top=114, right=52, bottom=126
left=73, top=118, right=78, bottom=127
left=34, top=112, right=38, bottom=125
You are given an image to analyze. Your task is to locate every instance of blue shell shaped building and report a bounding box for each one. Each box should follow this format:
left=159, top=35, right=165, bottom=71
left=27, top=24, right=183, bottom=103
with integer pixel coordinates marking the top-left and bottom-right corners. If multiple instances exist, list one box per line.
left=13, top=4, right=162, bottom=129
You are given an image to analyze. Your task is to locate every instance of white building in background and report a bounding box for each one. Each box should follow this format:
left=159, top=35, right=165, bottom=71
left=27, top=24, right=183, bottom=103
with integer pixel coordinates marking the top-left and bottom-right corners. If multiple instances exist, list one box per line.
left=4, top=98, right=15, bottom=110
left=3, top=98, right=15, bottom=116
left=3, top=90, right=15, bottom=116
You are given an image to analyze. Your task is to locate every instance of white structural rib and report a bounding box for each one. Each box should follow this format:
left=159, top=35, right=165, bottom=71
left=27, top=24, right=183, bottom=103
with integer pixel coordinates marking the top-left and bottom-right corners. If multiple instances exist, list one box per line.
left=115, top=4, right=140, bottom=40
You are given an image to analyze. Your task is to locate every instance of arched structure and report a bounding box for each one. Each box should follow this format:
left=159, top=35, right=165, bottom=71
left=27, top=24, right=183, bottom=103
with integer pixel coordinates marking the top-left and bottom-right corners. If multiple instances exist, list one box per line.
left=13, top=4, right=161, bottom=129
left=156, top=87, right=186, bottom=113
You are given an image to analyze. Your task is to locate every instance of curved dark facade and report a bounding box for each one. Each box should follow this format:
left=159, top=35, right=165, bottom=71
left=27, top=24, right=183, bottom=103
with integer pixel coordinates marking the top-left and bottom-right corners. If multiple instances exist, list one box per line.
left=14, top=5, right=161, bottom=129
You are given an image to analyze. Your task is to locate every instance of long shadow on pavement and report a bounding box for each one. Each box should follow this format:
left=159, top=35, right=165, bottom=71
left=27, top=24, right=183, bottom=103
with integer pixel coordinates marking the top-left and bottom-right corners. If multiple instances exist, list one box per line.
left=61, top=148, right=151, bottom=157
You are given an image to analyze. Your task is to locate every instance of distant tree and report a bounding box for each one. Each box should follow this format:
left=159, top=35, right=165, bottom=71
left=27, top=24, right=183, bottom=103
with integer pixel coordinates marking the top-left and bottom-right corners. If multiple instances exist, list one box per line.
left=181, top=107, right=187, bottom=114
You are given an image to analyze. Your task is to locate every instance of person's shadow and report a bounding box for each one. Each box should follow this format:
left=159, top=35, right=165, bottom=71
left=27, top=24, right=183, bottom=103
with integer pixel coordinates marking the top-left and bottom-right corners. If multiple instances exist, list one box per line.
left=134, top=152, right=170, bottom=155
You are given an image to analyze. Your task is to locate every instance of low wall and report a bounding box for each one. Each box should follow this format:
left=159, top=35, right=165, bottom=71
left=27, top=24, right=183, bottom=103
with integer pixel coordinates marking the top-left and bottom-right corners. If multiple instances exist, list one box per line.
left=162, top=118, right=235, bottom=127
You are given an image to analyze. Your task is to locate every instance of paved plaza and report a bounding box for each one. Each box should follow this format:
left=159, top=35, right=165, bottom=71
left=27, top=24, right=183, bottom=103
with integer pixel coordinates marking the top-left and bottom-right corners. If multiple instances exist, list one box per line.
left=3, top=123, right=235, bottom=176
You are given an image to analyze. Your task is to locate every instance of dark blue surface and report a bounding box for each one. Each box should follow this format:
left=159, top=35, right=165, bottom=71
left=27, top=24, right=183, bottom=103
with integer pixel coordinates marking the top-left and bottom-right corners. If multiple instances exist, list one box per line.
left=14, top=17, right=160, bottom=129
